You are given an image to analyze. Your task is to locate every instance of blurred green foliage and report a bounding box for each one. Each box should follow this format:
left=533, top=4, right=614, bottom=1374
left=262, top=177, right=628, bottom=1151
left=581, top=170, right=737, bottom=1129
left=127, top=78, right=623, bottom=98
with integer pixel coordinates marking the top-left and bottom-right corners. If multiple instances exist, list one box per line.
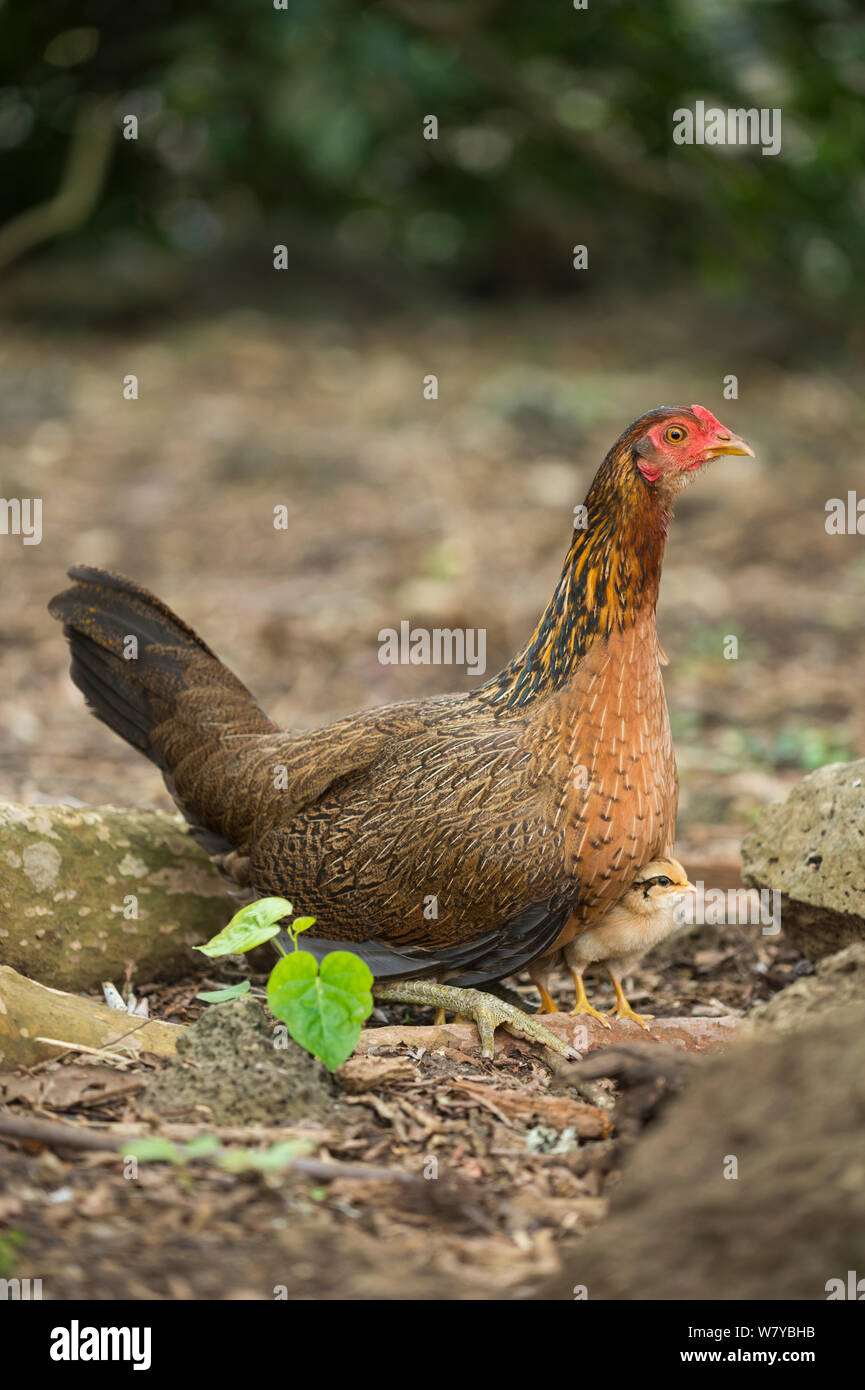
left=0, top=0, right=863, bottom=309
left=741, top=725, right=855, bottom=772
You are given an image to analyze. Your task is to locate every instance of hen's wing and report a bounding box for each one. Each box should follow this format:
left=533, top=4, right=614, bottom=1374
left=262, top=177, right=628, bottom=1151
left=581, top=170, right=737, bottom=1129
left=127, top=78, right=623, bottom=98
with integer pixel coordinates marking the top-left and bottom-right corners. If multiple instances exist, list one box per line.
left=250, top=700, right=581, bottom=979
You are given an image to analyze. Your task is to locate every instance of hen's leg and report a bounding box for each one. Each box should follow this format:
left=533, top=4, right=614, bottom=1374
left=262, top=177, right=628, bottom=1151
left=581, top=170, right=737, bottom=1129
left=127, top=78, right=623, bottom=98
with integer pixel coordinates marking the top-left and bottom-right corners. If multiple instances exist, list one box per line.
left=529, top=957, right=559, bottom=1014
left=606, top=969, right=653, bottom=1030
left=535, top=982, right=558, bottom=1015
left=373, top=981, right=576, bottom=1059
left=569, top=970, right=612, bottom=1028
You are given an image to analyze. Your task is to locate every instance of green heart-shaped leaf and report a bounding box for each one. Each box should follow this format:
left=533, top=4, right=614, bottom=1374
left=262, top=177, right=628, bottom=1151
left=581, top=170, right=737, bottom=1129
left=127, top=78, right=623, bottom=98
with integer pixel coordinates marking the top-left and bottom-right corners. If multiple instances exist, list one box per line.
left=267, top=950, right=373, bottom=1072
left=196, top=897, right=293, bottom=957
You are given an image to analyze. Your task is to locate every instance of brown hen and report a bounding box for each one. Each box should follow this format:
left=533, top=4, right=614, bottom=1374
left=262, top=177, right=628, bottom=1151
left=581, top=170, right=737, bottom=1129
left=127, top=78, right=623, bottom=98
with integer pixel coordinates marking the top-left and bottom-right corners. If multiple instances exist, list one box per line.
left=49, top=404, right=752, bottom=1056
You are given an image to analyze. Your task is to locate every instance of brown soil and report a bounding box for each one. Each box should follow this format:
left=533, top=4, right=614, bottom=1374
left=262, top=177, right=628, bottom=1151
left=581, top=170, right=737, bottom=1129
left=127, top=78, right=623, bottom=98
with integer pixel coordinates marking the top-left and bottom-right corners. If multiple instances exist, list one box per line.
left=0, top=921, right=803, bottom=1302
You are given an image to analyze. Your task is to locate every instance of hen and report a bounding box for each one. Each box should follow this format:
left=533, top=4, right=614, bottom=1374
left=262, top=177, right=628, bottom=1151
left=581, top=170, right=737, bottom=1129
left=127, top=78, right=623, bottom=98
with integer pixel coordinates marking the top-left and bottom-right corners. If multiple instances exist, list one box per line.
left=49, top=404, right=752, bottom=1056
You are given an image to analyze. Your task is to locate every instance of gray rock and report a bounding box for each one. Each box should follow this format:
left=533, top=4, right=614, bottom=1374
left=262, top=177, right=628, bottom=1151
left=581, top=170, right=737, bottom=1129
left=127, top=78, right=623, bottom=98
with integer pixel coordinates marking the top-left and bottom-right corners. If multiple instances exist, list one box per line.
left=745, top=941, right=865, bottom=1036
left=740, top=759, right=865, bottom=960
left=0, top=802, right=237, bottom=991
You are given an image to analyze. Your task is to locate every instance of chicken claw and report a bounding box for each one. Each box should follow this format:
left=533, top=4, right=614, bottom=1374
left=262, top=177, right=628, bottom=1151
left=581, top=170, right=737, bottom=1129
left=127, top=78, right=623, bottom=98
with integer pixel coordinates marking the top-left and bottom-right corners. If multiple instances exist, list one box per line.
left=373, top=980, right=577, bottom=1059
left=572, top=1000, right=613, bottom=1028
left=570, top=971, right=612, bottom=1029
left=607, top=975, right=653, bottom=1030
left=607, top=1000, right=653, bottom=1031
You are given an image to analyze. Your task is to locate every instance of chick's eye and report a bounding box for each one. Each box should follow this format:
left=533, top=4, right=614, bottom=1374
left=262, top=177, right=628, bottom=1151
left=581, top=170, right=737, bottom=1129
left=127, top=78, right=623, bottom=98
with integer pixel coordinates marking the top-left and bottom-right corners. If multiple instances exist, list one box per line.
left=664, top=426, right=687, bottom=444
left=657, top=876, right=671, bottom=887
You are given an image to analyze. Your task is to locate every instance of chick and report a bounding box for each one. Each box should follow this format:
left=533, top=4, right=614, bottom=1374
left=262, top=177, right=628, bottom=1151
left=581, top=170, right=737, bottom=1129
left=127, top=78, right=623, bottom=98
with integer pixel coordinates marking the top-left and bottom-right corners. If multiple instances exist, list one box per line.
left=529, top=858, right=696, bottom=1030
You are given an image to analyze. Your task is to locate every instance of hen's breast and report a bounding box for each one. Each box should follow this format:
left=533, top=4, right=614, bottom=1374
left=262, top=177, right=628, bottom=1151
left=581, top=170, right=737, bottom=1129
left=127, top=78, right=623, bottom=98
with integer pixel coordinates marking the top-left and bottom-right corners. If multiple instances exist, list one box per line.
left=528, top=608, right=677, bottom=939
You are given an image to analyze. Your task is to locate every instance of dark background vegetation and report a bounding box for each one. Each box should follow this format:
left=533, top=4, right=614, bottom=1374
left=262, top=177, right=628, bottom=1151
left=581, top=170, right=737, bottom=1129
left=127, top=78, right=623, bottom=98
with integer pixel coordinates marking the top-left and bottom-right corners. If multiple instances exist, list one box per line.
left=1, top=0, right=863, bottom=860
left=2, top=0, right=865, bottom=322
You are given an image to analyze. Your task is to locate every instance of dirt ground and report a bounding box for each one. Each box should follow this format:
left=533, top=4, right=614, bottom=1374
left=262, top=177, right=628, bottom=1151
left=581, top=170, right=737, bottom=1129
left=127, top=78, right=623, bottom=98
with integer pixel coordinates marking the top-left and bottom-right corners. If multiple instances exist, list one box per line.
left=0, top=919, right=803, bottom=1302
left=0, top=287, right=860, bottom=1298
left=539, top=993, right=865, bottom=1302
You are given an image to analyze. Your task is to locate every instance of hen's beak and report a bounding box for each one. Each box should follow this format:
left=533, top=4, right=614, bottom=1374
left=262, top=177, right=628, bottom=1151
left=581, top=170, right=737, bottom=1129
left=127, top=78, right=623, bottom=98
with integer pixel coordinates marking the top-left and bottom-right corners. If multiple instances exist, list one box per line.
left=704, top=432, right=754, bottom=460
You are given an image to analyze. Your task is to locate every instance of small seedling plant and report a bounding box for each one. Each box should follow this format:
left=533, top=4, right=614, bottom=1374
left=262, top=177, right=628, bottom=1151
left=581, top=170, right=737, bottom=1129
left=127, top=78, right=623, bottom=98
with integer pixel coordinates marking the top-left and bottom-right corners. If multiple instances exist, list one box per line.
left=196, top=898, right=373, bottom=1072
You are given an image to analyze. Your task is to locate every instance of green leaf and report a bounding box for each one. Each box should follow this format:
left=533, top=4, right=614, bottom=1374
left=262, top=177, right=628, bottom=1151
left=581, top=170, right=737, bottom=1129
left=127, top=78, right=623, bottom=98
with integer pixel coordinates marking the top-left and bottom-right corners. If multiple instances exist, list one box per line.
left=217, top=1139, right=315, bottom=1173
left=0, top=1230, right=26, bottom=1276
left=196, top=980, right=251, bottom=1003
left=244, top=1139, right=314, bottom=1170
left=122, top=1137, right=181, bottom=1163
left=267, top=949, right=373, bottom=1072
left=290, top=916, right=317, bottom=935
left=195, top=897, right=293, bottom=957
left=179, top=1135, right=223, bottom=1160
left=121, top=1135, right=223, bottom=1165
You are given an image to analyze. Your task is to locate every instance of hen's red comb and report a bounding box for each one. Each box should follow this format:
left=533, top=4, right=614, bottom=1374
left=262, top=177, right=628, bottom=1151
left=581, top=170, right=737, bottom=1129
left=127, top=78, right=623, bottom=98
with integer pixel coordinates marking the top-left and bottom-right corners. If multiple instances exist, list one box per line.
left=690, top=403, right=724, bottom=432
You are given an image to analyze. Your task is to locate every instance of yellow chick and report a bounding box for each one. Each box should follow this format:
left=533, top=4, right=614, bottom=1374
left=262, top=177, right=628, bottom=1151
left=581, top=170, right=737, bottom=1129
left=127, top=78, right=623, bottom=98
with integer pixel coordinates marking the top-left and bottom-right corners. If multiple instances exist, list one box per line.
left=529, top=857, right=696, bottom=1030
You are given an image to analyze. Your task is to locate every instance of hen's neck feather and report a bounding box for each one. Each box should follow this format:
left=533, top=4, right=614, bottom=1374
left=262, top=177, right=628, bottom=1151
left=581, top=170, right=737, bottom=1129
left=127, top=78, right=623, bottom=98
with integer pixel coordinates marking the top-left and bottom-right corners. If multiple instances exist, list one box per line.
left=476, top=446, right=672, bottom=711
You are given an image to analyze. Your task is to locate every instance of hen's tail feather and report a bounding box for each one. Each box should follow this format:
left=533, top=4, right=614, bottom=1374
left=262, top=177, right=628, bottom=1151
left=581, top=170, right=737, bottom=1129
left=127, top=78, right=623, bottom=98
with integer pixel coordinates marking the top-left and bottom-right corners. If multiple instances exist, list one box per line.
left=48, top=565, right=278, bottom=851
left=55, top=564, right=221, bottom=658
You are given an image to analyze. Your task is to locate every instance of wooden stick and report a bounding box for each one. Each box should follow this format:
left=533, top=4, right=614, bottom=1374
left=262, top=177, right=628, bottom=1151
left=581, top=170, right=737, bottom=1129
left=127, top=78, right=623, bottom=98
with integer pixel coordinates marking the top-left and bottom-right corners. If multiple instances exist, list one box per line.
left=0, top=1113, right=421, bottom=1183
left=0, top=965, right=181, bottom=1067
left=0, top=1114, right=120, bottom=1152
left=355, top=1012, right=739, bottom=1057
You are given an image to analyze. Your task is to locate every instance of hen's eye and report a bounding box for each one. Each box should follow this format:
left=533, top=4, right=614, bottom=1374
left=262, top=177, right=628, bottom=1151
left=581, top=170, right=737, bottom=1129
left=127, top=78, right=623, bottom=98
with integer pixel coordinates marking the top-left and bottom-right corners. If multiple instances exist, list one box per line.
left=657, top=876, right=672, bottom=887
left=664, top=426, right=687, bottom=444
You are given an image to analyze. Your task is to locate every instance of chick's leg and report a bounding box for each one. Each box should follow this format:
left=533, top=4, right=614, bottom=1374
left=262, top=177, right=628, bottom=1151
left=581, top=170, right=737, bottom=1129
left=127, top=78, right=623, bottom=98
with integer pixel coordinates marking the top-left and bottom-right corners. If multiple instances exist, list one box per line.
left=570, top=970, right=612, bottom=1029
left=607, top=969, right=653, bottom=1031
left=373, top=980, right=575, bottom=1059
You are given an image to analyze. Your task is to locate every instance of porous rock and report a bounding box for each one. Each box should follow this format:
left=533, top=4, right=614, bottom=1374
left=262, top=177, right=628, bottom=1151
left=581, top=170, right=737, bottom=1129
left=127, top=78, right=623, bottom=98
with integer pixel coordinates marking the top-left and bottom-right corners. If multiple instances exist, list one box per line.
left=741, top=760, right=865, bottom=960
left=745, top=940, right=865, bottom=1037
left=0, top=802, right=236, bottom=991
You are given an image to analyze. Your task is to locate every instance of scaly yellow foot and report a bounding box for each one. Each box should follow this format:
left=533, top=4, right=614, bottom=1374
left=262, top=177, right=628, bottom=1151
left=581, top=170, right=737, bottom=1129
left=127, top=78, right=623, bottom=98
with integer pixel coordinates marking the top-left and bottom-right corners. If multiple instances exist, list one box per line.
left=607, top=974, right=653, bottom=1031
left=570, top=971, right=612, bottom=1029
left=607, top=1001, right=654, bottom=1030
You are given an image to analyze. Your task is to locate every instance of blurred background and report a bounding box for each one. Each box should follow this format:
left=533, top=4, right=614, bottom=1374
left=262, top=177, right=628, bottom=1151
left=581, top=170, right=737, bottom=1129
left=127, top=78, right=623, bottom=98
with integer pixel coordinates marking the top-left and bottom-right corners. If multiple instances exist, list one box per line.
left=1, top=0, right=864, bottom=867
